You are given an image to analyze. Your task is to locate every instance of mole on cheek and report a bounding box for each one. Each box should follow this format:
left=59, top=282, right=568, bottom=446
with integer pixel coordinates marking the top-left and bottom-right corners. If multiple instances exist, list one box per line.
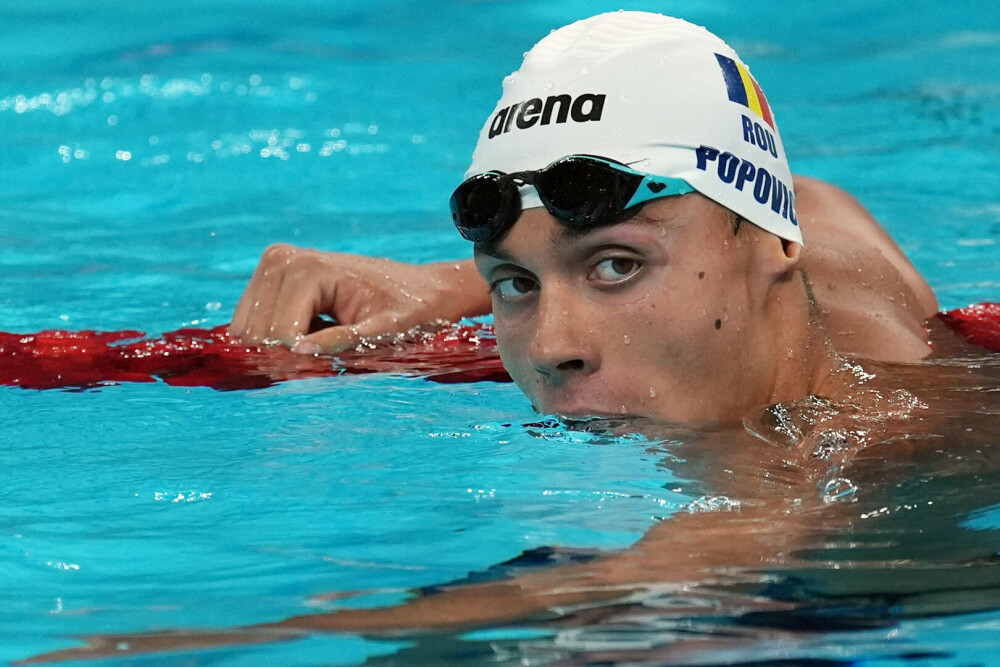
left=714, top=319, right=722, bottom=330
left=698, top=271, right=705, bottom=279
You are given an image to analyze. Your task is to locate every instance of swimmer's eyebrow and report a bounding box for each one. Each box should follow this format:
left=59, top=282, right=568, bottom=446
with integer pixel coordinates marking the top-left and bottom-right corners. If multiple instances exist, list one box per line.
left=554, top=206, right=683, bottom=246
left=474, top=244, right=518, bottom=264
left=475, top=204, right=686, bottom=259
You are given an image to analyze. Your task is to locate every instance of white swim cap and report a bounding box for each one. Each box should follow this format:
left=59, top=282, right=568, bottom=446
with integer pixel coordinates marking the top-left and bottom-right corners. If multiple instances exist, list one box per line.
left=466, top=11, right=801, bottom=244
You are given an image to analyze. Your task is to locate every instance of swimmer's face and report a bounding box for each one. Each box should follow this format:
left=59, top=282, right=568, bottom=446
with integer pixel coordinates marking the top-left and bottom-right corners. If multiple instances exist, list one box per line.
left=474, top=194, right=797, bottom=423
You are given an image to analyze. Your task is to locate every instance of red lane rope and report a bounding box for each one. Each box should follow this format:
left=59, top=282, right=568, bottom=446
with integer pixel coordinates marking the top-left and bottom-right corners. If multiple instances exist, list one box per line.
left=1, top=304, right=997, bottom=391
left=938, top=302, right=1000, bottom=351
left=0, top=324, right=510, bottom=391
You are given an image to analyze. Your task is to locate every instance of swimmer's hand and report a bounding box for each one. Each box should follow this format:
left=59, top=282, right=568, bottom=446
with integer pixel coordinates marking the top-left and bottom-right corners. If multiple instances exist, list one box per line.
left=228, top=245, right=490, bottom=354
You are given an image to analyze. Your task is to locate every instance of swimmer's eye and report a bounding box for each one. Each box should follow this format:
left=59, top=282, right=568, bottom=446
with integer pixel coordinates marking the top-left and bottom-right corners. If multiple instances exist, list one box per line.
left=589, top=257, right=641, bottom=284
left=490, top=275, right=538, bottom=299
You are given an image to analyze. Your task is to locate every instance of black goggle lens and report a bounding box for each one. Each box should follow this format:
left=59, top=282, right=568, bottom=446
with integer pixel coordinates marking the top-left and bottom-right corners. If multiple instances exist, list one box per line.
left=451, top=157, right=643, bottom=244
left=535, top=160, right=636, bottom=226
left=450, top=172, right=518, bottom=242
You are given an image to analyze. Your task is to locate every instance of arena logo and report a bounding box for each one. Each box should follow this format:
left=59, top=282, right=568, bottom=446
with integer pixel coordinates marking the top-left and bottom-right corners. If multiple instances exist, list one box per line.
left=488, top=93, right=606, bottom=139
left=695, top=145, right=798, bottom=226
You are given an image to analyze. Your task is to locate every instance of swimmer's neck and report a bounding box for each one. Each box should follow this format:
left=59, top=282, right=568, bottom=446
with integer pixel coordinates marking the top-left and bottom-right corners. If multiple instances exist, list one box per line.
left=765, top=270, right=843, bottom=405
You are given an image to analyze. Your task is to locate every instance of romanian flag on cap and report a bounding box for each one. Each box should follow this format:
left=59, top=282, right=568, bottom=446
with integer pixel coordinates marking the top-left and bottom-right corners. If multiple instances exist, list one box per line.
left=715, top=53, right=774, bottom=129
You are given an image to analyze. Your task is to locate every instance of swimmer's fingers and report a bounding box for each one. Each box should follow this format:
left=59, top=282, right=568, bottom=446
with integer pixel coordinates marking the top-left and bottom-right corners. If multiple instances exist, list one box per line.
left=230, top=244, right=301, bottom=342
left=229, top=247, right=491, bottom=350
left=231, top=244, right=356, bottom=345
left=262, top=262, right=343, bottom=346
left=292, top=312, right=419, bottom=355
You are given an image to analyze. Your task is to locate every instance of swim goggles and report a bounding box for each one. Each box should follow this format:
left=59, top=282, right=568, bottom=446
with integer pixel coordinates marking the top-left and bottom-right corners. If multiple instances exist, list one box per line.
left=450, top=154, right=695, bottom=244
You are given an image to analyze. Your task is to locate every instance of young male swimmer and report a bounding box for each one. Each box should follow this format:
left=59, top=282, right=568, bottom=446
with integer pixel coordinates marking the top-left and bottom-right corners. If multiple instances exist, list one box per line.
left=26, top=11, right=976, bottom=664
left=229, top=11, right=939, bottom=424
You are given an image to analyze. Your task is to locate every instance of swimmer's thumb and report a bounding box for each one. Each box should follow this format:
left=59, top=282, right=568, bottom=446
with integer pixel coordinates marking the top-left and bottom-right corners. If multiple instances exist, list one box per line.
left=291, top=314, right=408, bottom=355
left=292, top=325, right=362, bottom=355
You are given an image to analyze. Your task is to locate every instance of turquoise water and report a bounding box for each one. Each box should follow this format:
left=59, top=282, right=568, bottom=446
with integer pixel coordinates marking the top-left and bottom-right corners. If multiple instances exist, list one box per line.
left=3, top=0, right=1000, bottom=664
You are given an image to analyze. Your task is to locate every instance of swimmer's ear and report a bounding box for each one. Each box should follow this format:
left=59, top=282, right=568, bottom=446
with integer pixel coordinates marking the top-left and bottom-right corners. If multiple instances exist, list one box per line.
left=782, top=239, right=802, bottom=262
left=757, top=235, right=802, bottom=281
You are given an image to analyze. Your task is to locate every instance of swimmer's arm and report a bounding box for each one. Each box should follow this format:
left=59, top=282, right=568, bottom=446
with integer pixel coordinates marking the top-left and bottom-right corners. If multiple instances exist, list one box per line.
left=21, top=506, right=818, bottom=664
left=228, top=246, right=490, bottom=353
left=266, top=506, right=811, bottom=633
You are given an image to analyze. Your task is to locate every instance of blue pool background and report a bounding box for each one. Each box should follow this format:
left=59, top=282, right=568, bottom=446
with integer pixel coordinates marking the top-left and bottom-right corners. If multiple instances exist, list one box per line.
left=3, top=0, right=1000, bottom=664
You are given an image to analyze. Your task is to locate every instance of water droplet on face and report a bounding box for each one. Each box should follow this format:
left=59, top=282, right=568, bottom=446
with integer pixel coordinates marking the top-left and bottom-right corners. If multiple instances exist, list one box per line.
left=623, top=334, right=630, bottom=344
left=648, top=387, right=657, bottom=398
left=620, top=404, right=627, bottom=414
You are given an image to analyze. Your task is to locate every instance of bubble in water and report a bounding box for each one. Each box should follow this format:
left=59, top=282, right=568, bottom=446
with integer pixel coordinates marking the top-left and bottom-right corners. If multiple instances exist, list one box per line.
left=821, top=477, right=857, bottom=504
left=687, top=495, right=741, bottom=513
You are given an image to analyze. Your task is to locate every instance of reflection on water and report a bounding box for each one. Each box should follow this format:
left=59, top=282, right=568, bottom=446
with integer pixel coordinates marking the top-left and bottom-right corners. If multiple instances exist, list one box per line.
left=20, top=350, right=1000, bottom=665
left=388, top=350, right=1000, bottom=666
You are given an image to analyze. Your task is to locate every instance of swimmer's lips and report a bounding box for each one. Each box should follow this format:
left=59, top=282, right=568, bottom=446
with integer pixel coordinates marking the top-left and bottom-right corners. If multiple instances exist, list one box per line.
left=542, top=403, right=645, bottom=420
left=532, top=391, right=644, bottom=420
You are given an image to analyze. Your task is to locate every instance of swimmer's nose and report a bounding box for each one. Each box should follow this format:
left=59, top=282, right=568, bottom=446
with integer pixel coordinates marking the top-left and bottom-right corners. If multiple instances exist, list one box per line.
left=527, top=287, right=598, bottom=382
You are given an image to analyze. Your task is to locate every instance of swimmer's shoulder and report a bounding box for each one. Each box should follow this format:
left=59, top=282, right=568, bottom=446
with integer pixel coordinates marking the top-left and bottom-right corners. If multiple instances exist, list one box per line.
left=792, top=175, right=940, bottom=362
left=793, top=175, right=939, bottom=318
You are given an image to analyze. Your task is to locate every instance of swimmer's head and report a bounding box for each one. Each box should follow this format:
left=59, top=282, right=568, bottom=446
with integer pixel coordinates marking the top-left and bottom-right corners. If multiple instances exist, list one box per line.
left=452, top=11, right=801, bottom=246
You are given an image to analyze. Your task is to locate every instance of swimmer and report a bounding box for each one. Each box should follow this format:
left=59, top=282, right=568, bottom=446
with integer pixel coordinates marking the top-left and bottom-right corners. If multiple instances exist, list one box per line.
left=25, top=11, right=1000, bottom=664
left=229, top=11, right=941, bottom=423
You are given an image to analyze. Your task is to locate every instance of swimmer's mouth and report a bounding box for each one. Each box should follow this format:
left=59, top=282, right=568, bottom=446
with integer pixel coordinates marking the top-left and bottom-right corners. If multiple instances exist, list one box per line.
left=535, top=404, right=642, bottom=420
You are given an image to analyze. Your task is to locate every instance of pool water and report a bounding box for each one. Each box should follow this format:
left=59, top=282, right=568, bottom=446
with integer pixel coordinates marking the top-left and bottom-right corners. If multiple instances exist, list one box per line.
left=3, top=0, right=1000, bottom=664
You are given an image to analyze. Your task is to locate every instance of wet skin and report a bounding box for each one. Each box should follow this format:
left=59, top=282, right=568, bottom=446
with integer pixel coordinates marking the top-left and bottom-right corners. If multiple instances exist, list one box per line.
left=476, top=193, right=834, bottom=423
